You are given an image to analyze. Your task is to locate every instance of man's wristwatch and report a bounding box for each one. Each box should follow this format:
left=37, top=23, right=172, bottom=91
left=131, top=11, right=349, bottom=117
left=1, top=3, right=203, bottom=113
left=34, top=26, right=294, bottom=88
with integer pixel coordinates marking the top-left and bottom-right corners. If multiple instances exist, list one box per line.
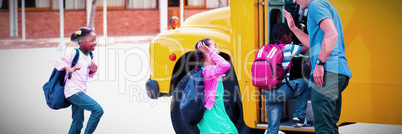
left=315, top=59, right=325, bottom=66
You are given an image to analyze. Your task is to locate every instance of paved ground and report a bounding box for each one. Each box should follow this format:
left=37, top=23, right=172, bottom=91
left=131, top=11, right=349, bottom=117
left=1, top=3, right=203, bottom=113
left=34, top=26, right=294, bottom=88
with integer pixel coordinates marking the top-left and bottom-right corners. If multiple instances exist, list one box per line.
left=0, top=34, right=156, bottom=49
left=0, top=35, right=401, bottom=133
left=0, top=35, right=176, bottom=134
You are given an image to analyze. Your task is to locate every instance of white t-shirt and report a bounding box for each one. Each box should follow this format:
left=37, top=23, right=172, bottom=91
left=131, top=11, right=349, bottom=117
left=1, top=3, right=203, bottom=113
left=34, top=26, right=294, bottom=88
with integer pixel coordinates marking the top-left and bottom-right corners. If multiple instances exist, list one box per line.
left=50, top=48, right=95, bottom=98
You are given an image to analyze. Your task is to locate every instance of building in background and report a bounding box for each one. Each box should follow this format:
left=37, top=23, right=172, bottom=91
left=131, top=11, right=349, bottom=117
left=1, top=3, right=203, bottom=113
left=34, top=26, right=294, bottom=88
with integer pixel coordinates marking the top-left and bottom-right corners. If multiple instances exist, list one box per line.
left=0, top=0, right=229, bottom=38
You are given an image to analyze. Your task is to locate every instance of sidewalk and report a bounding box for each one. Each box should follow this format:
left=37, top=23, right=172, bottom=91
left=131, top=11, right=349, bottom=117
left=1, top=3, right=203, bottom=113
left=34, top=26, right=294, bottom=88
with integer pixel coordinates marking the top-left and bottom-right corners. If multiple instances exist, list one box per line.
left=0, top=34, right=157, bottom=49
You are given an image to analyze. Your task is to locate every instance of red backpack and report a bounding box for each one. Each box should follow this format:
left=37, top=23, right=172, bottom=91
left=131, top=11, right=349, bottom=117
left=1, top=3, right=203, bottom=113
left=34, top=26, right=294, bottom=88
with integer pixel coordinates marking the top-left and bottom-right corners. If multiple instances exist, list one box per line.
left=252, top=44, right=291, bottom=90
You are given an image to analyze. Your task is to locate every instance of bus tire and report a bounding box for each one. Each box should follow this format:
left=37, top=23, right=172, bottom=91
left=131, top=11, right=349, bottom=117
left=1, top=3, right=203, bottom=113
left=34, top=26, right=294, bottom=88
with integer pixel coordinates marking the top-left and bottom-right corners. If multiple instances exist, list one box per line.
left=170, top=69, right=199, bottom=134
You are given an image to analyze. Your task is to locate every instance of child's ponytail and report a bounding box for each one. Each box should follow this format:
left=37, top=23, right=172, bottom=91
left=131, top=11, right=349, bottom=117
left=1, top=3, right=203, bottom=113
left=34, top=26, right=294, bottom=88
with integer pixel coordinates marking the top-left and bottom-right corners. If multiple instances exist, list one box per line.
left=70, top=31, right=80, bottom=43
left=70, top=27, right=95, bottom=43
left=194, top=41, right=203, bottom=72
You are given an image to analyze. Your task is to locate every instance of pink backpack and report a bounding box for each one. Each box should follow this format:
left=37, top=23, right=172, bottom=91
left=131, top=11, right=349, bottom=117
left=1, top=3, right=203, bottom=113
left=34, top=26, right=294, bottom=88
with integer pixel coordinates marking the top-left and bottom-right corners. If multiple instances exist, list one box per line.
left=252, top=44, right=291, bottom=90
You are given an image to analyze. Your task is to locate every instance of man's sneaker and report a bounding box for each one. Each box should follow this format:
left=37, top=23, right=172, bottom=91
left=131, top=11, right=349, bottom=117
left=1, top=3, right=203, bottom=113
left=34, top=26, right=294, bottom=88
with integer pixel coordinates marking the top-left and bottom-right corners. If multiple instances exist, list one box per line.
left=292, top=117, right=313, bottom=127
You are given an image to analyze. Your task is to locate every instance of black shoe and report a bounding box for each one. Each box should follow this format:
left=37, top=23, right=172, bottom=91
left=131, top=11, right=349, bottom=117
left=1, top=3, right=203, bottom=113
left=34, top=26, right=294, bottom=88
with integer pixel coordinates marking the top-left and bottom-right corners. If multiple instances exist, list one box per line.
left=292, top=117, right=313, bottom=127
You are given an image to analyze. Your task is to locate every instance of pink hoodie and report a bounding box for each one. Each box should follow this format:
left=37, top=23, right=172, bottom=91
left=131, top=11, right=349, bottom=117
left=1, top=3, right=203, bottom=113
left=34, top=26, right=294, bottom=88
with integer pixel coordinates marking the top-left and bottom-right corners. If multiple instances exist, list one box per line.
left=202, top=50, right=231, bottom=110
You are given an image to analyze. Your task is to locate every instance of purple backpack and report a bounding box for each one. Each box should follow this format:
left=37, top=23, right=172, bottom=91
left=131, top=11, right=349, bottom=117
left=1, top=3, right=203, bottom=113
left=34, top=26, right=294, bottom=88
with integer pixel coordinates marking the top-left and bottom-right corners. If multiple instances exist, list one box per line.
left=252, top=44, right=291, bottom=90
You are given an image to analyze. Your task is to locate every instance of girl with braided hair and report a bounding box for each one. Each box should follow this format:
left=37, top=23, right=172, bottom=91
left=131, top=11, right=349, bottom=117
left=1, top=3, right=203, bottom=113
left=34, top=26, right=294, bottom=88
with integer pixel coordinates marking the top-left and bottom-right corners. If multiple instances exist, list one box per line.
left=194, top=38, right=238, bottom=134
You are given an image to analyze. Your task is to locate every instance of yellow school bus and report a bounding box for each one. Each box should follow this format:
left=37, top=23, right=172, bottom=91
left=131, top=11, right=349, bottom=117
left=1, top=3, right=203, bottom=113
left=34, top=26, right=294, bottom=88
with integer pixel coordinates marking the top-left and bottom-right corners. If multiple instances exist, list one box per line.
left=146, top=0, right=402, bottom=133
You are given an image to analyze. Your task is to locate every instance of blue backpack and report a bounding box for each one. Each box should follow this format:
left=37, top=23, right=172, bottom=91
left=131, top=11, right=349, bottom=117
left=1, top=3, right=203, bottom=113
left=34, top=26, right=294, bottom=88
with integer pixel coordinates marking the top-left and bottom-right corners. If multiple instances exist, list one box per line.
left=179, top=69, right=205, bottom=126
left=42, top=49, right=92, bottom=110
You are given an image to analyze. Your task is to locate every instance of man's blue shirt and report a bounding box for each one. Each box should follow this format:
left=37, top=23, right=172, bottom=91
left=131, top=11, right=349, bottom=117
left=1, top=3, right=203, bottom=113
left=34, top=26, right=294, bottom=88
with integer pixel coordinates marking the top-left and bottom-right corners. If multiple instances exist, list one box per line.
left=307, top=0, right=352, bottom=81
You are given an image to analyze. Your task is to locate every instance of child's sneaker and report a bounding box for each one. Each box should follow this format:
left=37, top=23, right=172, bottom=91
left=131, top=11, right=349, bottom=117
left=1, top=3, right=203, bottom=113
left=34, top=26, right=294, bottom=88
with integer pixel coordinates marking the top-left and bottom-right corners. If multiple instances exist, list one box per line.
left=264, top=130, right=285, bottom=134
left=292, top=117, right=313, bottom=127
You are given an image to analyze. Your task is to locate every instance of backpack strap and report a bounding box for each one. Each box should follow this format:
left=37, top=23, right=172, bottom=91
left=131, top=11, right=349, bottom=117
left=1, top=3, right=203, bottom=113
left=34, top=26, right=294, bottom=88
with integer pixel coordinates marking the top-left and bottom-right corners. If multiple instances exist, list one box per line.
left=284, top=66, right=297, bottom=91
left=67, top=49, right=80, bottom=79
left=280, top=44, right=296, bottom=91
left=71, top=48, right=80, bottom=67
left=88, top=51, right=93, bottom=59
left=192, top=68, right=204, bottom=101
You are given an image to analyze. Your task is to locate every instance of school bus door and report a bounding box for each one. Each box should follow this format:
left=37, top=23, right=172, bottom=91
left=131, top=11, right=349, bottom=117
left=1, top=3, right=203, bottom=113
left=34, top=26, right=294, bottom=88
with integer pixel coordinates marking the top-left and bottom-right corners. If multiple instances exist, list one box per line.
left=258, top=0, right=287, bottom=125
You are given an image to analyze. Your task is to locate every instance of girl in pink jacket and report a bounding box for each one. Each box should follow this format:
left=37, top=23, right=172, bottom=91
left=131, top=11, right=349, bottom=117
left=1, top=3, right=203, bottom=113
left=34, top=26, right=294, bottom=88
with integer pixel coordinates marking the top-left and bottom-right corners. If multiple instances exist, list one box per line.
left=195, top=38, right=238, bottom=134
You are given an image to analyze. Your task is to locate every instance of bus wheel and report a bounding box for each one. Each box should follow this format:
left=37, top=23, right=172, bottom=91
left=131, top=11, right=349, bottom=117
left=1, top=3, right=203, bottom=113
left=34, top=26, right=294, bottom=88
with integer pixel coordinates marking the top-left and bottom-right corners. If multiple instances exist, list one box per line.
left=170, top=69, right=199, bottom=134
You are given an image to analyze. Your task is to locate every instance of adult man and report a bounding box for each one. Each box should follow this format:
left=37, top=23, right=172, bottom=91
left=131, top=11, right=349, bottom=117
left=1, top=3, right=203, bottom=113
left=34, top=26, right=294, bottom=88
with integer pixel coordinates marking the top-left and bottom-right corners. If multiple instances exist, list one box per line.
left=283, top=0, right=352, bottom=133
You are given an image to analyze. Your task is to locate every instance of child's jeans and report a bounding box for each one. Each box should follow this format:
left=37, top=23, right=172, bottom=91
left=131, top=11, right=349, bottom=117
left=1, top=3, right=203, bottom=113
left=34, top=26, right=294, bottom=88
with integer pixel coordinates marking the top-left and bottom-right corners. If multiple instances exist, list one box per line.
left=66, top=91, right=103, bottom=134
left=264, top=78, right=311, bottom=134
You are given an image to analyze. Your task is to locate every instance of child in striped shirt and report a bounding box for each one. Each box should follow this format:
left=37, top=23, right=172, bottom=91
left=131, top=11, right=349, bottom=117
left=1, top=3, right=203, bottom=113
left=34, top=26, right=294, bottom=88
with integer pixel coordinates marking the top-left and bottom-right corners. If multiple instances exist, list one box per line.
left=264, top=23, right=312, bottom=134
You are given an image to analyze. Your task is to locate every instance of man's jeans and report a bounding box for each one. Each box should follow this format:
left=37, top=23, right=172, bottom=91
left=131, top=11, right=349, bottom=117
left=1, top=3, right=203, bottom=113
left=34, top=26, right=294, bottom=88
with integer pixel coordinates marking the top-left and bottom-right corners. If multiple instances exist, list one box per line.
left=311, top=71, right=349, bottom=134
left=66, top=92, right=104, bottom=134
left=265, top=78, right=311, bottom=134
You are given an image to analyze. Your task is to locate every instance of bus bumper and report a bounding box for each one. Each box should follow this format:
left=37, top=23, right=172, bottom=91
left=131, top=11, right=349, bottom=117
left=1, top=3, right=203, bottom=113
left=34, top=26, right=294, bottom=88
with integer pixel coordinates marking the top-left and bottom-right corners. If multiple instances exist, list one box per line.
left=145, top=79, right=159, bottom=99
